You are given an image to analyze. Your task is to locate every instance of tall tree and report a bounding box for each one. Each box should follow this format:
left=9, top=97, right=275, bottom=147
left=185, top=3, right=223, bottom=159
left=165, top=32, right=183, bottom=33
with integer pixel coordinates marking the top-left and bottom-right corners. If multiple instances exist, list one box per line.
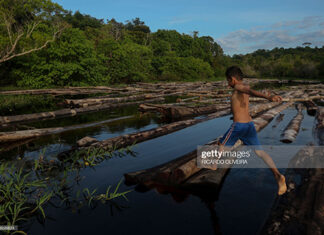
left=0, top=0, right=66, bottom=63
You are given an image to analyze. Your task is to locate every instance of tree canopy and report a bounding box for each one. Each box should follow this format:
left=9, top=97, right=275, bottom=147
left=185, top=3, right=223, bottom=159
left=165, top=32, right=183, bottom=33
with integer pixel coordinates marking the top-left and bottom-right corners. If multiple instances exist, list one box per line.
left=0, top=0, right=323, bottom=88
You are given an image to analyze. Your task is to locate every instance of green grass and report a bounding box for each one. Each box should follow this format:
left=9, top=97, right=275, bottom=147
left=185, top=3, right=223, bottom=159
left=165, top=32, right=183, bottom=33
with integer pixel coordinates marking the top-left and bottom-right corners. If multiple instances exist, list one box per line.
left=0, top=95, right=58, bottom=116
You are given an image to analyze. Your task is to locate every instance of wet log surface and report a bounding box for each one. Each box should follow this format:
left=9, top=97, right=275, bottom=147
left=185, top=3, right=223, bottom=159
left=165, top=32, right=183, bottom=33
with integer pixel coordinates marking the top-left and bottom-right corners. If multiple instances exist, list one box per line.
left=260, top=145, right=324, bottom=235
left=280, top=103, right=304, bottom=143
left=303, top=100, right=318, bottom=116
left=315, top=107, right=324, bottom=145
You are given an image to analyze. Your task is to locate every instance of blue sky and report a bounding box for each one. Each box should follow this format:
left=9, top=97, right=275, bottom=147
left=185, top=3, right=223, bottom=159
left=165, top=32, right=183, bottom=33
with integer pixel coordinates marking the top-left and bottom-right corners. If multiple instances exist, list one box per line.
left=53, top=0, right=324, bottom=55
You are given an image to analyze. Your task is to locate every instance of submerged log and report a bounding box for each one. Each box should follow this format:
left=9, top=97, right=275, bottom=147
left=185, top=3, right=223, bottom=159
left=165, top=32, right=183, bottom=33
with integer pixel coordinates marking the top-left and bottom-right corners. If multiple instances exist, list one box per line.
left=280, top=104, right=304, bottom=143
left=261, top=146, right=324, bottom=235
left=0, top=97, right=164, bottom=126
left=0, top=116, right=133, bottom=143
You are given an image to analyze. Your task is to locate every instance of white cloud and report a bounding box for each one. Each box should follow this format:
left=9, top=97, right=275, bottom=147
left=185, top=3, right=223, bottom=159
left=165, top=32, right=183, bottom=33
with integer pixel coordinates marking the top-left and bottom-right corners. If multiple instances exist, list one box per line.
left=217, top=16, right=324, bottom=55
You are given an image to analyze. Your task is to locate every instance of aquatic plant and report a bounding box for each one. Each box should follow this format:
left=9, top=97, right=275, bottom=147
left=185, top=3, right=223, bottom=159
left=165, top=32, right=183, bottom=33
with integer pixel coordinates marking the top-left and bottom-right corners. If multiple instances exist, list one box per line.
left=0, top=144, right=136, bottom=234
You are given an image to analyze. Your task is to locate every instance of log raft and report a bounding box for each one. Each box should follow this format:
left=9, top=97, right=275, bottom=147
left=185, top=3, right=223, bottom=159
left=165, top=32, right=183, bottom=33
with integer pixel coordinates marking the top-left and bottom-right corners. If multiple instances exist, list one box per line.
left=58, top=100, right=292, bottom=159
left=0, top=116, right=133, bottom=144
left=0, top=97, right=165, bottom=126
left=124, top=101, right=293, bottom=193
left=65, top=92, right=183, bottom=108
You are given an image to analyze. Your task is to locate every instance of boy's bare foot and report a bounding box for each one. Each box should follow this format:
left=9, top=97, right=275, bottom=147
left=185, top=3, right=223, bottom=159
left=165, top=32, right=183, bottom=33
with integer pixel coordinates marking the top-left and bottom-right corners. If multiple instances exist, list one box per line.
left=277, top=174, right=287, bottom=195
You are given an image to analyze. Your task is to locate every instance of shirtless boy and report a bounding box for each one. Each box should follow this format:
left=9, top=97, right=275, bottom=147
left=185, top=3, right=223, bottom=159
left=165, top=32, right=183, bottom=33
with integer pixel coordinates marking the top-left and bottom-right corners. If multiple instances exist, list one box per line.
left=217, top=66, right=287, bottom=195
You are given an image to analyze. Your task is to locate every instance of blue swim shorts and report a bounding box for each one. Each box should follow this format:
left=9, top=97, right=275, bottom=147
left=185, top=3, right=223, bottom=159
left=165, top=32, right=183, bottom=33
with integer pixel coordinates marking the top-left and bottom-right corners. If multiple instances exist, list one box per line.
left=218, top=121, right=263, bottom=150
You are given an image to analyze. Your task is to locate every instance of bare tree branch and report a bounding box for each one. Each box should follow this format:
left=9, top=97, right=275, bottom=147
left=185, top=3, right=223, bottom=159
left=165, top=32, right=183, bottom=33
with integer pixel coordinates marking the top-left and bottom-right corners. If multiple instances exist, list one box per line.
left=0, top=25, right=65, bottom=63
left=0, top=1, right=66, bottom=64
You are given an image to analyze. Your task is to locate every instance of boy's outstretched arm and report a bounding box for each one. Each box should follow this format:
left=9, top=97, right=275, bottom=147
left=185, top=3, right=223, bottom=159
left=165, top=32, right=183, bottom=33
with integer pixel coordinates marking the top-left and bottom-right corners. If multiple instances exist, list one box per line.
left=234, top=84, right=283, bottom=102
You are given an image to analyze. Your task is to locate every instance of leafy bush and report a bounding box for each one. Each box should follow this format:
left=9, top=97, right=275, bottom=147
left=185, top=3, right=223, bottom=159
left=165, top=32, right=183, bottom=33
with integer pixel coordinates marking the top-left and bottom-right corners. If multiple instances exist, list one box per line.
left=15, top=28, right=107, bottom=88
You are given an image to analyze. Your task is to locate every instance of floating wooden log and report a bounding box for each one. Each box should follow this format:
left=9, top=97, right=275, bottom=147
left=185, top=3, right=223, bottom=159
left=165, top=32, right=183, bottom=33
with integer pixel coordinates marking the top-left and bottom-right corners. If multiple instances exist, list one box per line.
left=0, top=116, right=133, bottom=143
left=303, top=100, right=318, bottom=116
left=57, top=108, right=232, bottom=159
left=260, top=145, right=324, bottom=235
left=0, top=97, right=164, bottom=126
left=63, top=100, right=291, bottom=159
left=176, top=96, right=199, bottom=103
left=139, top=103, right=230, bottom=120
left=280, top=104, right=304, bottom=143
left=0, top=87, right=121, bottom=96
left=186, top=93, right=231, bottom=98
left=315, top=107, right=324, bottom=145
left=281, top=95, right=324, bottom=102
left=65, top=92, right=182, bottom=108
left=124, top=101, right=293, bottom=189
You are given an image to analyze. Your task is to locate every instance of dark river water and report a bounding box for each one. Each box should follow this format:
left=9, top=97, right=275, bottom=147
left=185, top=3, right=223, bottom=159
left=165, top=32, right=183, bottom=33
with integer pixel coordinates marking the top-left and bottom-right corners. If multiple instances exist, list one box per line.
left=0, top=104, right=318, bottom=235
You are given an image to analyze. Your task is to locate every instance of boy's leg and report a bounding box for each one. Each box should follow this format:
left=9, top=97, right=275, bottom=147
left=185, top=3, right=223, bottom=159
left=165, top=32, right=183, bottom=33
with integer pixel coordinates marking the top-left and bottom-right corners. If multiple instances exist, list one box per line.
left=204, top=123, right=240, bottom=170
left=254, top=150, right=287, bottom=195
left=242, top=122, right=287, bottom=195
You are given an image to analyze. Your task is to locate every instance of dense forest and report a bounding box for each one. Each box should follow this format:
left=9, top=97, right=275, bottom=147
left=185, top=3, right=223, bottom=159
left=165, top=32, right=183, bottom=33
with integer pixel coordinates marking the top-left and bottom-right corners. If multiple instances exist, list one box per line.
left=0, top=0, right=323, bottom=88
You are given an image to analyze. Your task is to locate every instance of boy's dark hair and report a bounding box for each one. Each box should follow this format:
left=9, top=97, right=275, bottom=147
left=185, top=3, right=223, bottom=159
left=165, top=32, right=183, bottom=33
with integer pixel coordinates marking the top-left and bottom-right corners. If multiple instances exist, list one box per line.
left=225, top=66, right=244, bottom=80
